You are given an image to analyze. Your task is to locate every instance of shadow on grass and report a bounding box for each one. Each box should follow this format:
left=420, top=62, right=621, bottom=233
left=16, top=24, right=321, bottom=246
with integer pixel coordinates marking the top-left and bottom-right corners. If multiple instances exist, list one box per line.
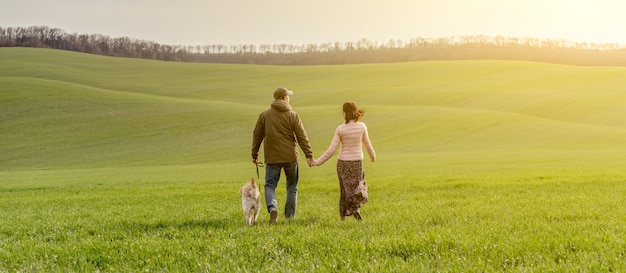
left=119, top=217, right=232, bottom=232
left=113, top=210, right=336, bottom=235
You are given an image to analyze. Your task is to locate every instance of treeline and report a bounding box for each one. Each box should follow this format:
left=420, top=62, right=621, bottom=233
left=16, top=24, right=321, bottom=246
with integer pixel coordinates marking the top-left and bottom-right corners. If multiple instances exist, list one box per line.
left=0, top=26, right=190, bottom=61
left=3, top=25, right=626, bottom=66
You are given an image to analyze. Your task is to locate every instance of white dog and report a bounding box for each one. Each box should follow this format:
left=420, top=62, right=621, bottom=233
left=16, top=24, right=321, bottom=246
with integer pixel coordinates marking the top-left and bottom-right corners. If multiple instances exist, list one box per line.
left=240, top=177, right=261, bottom=226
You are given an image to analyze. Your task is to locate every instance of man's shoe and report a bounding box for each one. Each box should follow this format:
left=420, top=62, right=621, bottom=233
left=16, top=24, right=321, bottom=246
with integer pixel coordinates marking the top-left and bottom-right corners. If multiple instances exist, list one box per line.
left=269, top=208, right=278, bottom=224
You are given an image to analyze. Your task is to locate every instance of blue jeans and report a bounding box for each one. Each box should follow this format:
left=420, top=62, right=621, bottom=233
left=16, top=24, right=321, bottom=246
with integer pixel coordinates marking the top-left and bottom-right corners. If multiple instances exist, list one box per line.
left=265, top=162, right=299, bottom=218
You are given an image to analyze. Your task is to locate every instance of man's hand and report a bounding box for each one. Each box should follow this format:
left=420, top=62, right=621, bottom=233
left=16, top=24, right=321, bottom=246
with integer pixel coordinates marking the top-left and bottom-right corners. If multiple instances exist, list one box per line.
left=307, top=158, right=315, bottom=167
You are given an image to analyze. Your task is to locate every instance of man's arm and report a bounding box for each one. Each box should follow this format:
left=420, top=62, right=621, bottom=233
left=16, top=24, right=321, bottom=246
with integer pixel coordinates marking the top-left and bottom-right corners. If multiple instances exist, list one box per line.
left=251, top=114, right=265, bottom=163
left=292, top=113, right=313, bottom=159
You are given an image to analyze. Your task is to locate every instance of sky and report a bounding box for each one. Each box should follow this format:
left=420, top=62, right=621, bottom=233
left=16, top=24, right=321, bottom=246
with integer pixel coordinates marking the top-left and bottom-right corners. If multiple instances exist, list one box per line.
left=2, top=0, right=626, bottom=46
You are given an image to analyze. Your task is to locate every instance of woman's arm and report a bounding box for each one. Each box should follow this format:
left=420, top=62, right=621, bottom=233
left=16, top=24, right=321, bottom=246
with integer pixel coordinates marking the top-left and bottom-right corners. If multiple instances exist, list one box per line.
left=314, top=126, right=341, bottom=166
left=362, top=123, right=376, bottom=162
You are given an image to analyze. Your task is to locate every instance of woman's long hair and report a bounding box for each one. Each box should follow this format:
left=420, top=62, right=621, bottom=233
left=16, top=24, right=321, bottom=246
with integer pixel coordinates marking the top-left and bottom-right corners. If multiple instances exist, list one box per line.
left=343, top=101, right=365, bottom=124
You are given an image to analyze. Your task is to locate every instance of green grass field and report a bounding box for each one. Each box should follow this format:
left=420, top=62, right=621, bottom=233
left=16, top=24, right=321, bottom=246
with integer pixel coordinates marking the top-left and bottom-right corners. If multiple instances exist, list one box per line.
left=1, top=47, right=626, bottom=272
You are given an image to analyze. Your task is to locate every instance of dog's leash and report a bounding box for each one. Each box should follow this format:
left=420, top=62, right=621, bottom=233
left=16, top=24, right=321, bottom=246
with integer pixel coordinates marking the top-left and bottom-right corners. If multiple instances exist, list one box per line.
left=255, top=162, right=265, bottom=180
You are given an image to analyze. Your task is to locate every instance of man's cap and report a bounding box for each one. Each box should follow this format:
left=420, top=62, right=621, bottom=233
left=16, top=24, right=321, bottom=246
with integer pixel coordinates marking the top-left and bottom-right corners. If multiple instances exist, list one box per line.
left=274, top=87, right=294, bottom=99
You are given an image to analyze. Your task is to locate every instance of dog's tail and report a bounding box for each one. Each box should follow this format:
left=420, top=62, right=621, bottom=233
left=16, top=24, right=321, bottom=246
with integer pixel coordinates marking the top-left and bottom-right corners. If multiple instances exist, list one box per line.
left=251, top=177, right=256, bottom=187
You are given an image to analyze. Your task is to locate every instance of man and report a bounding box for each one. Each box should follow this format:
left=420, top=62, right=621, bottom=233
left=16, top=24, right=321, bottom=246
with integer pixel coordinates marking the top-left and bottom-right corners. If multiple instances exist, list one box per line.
left=252, top=87, right=314, bottom=224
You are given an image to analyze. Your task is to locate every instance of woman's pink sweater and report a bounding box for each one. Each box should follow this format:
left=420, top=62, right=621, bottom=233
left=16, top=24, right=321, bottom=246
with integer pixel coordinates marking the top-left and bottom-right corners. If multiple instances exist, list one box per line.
left=315, top=121, right=376, bottom=165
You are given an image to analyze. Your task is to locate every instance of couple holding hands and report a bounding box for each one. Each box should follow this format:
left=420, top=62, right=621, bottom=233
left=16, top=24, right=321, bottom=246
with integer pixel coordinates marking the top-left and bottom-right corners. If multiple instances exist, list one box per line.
left=251, top=87, right=376, bottom=224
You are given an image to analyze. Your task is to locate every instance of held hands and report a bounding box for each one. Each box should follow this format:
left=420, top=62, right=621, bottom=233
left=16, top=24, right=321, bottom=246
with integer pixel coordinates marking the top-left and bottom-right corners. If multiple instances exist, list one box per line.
left=307, top=158, right=316, bottom=167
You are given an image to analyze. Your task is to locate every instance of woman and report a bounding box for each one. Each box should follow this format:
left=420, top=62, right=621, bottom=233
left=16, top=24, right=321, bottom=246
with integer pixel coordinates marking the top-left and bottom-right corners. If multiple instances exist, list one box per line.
left=313, top=101, right=376, bottom=221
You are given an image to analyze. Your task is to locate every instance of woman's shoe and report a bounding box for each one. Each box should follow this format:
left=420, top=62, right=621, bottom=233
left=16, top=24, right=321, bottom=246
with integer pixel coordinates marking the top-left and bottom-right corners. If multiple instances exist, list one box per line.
left=353, top=211, right=362, bottom=221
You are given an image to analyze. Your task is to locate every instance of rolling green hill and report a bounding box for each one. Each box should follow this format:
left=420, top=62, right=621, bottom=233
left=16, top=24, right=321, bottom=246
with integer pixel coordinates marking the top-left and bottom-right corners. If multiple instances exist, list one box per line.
left=3, top=47, right=626, bottom=272
left=2, top=47, right=626, bottom=172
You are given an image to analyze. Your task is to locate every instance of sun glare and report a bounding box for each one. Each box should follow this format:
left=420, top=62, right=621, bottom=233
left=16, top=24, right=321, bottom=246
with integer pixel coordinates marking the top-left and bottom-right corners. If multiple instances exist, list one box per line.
left=401, top=0, right=626, bottom=46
